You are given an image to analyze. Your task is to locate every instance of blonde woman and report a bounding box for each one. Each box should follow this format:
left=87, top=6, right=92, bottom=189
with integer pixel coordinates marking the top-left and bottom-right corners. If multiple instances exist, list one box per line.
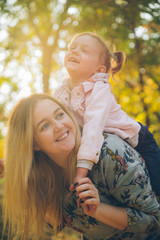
left=3, top=94, right=160, bottom=240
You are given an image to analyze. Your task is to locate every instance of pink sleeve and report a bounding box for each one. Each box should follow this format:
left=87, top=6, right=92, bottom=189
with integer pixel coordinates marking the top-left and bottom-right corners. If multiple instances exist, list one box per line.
left=77, top=81, right=112, bottom=168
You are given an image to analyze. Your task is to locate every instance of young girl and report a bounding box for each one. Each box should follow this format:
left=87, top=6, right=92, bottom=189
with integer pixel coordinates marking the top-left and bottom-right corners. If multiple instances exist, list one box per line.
left=55, top=32, right=160, bottom=196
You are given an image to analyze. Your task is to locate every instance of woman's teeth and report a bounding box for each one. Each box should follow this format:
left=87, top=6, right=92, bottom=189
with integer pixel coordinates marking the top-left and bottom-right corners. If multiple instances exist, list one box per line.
left=57, top=132, right=68, bottom=141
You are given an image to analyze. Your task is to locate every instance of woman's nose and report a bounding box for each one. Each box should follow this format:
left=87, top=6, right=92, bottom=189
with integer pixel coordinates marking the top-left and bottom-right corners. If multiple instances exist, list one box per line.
left=53, top=120, right=63, bottom=132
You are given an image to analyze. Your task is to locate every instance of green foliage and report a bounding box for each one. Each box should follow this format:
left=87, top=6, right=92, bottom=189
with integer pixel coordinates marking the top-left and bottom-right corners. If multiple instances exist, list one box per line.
left=0, top=0, right=159, bottom=144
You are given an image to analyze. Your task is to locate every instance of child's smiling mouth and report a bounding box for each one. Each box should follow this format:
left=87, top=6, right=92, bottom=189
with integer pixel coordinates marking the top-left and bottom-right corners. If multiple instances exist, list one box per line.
left=68, top=57, right=80, bottom=63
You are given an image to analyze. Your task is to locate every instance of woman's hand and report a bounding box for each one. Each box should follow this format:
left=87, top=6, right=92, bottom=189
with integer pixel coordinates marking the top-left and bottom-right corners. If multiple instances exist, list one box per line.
left=74, top=177, right=128, bottom=230
left=74, top=177, right=100, bottom=216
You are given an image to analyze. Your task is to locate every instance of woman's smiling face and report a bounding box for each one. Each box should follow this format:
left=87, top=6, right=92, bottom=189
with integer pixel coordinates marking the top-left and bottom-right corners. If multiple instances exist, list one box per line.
left=33, top=99, right=76, bottom=168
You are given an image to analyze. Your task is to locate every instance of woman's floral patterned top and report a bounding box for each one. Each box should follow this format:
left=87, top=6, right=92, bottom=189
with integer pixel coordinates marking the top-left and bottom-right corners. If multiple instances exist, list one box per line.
left=54, top=133, right=160, bottom=239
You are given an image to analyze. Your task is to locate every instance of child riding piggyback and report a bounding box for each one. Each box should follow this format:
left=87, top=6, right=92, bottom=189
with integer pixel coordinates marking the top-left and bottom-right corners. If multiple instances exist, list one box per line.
left=55, top=32, right=160, bottom=195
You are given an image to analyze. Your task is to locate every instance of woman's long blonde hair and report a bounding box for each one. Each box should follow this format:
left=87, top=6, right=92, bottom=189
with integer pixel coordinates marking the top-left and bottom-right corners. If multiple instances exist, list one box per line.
left=3, top=94, right=81, bottom=239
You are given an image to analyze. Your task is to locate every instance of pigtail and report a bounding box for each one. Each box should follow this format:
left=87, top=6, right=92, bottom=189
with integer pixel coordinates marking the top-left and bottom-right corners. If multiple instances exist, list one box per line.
left=110, top=51, right=125, bottom=76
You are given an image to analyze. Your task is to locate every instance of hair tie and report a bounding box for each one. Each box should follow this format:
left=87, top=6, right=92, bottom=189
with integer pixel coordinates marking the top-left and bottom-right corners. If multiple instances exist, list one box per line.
left=109, top=51, right=118, bottom=62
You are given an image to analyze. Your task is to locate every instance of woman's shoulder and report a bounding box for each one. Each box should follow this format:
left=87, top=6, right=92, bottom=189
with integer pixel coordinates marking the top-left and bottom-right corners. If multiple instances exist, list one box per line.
left=90, top=133, right=160, bottom=214
left=100, top=133, right=142, bottom=167
left=90, top=133, right=148, bottom=192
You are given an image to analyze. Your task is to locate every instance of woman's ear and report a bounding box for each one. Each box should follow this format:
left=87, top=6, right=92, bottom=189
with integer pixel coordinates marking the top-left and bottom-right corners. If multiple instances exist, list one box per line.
left=33, top=142, right=40, bottom=151
left=96, top=65, right=106, bottom=73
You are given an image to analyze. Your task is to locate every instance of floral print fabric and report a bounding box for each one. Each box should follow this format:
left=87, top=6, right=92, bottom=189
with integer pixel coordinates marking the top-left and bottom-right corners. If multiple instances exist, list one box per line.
left=60, top=133, right=160, bottom=239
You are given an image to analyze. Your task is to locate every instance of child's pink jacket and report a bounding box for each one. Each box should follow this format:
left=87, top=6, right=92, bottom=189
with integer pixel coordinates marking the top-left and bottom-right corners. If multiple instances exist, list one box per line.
left=54, top=73, right=140, bottom=170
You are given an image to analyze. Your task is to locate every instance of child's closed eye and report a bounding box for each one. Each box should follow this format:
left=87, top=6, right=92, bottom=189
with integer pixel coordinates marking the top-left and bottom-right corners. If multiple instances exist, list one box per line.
left=82, top=48, right=89, bottom=53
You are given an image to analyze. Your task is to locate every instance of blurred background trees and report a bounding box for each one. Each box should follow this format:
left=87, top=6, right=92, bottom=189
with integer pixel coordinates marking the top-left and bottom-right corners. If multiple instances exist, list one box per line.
left=0, top=0, right=160, bottom=239
left=0, top=0, right=159, bottom=143
left=0, top=0, right=160, bottom=144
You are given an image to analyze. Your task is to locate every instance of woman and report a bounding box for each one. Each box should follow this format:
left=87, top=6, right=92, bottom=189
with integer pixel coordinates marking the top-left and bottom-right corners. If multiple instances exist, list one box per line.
left=3, top=94, right=160, bottom=240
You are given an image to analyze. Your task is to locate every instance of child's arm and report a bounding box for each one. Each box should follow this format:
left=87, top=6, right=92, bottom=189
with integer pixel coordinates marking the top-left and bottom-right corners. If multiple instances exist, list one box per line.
left=77, top=74, right=112, bottom=169
left=75, top=167, right=89, bottom=179
left=72, top=74, right=112, bottom=203
left=70, top=167, right=89, bottom=191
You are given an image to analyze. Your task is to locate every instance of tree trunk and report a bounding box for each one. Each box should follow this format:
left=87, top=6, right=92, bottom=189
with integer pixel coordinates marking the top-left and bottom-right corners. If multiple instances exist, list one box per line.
left=135, top=39, right=150, bottom=127
left=42, top=45, right=52, bottom=93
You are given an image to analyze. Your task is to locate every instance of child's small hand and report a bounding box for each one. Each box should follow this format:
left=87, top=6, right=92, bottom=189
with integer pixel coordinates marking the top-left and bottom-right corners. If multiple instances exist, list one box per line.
left=0, top=159, right=4, bottom=178
left=74, top=177, right=100, bottom=216
left=70, top=167, right=89, bottom=207
left=69, top=167, right=88, bottom=192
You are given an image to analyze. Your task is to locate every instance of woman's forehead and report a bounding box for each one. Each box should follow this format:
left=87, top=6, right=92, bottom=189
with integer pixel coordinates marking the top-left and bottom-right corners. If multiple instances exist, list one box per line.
left=33, top=99, right=61, bottom=124
left=36, top=99, right=59, bottom=109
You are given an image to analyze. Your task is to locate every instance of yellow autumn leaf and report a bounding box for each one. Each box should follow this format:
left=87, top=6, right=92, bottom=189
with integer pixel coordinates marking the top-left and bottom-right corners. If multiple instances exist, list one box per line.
left=0, top=139, right=4, bottom=159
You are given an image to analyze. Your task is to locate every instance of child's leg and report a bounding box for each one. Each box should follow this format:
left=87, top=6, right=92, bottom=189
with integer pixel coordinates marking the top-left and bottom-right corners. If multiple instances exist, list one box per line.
left=135, top=122, right=160, bottom=196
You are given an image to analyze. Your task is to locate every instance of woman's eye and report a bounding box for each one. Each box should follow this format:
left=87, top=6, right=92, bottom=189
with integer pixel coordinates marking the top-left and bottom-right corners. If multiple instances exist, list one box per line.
left=56, top=112, right=64, bottom=119
left=41, top=123, right=49, bottom=131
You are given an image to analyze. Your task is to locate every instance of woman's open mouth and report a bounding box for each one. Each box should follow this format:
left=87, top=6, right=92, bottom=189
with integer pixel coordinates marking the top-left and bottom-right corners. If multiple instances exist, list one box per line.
left=56, top=131, right=69, bottom=142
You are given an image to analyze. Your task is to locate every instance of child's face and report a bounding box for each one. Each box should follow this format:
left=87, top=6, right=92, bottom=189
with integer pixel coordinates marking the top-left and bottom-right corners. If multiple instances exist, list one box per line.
left=64, top=35, right=103, bottom=80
